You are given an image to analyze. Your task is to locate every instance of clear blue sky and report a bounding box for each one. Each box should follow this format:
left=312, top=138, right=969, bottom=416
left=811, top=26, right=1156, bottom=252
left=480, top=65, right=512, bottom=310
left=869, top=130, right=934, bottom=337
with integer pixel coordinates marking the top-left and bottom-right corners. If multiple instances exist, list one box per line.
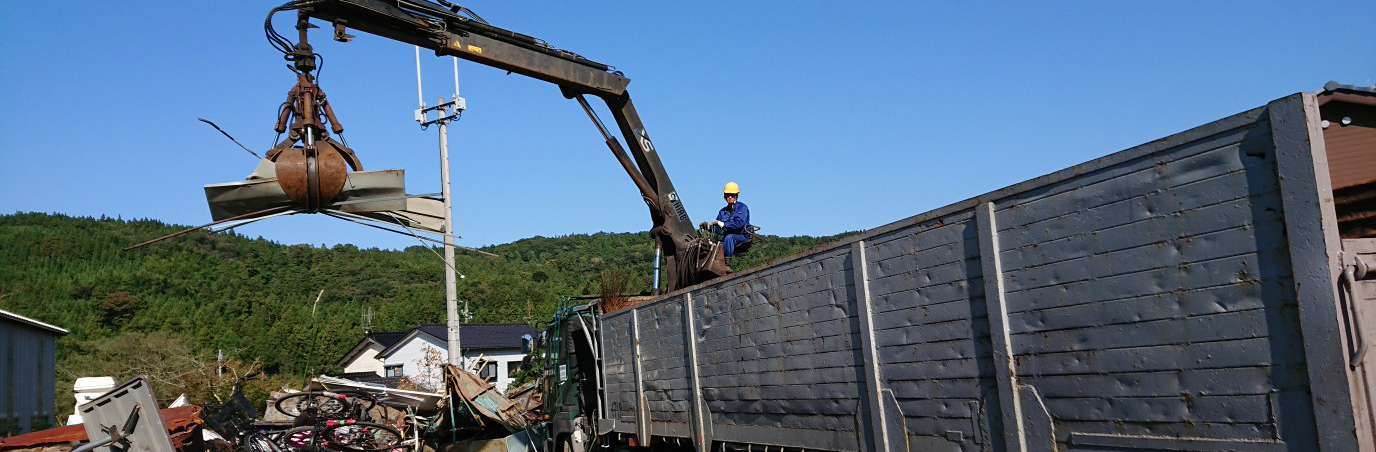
left=1, top=1, right=1371, bottom=250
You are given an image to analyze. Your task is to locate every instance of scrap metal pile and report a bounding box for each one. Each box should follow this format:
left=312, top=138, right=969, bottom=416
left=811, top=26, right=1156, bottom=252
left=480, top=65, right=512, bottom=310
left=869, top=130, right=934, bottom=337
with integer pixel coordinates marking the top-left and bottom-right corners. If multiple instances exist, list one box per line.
left=200, top=368, right=542, bottom=452
left=202, top=373, right=408, bottom=452
left=2, top=368, right=543, bottom=452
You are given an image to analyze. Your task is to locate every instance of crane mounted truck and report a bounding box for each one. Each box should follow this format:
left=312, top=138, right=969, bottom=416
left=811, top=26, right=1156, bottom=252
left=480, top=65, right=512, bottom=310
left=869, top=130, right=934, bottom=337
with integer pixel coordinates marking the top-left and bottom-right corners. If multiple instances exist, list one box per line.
left=527, top=86, right=1376, bottom=452
left=266, top=2, right=1376, bottom=451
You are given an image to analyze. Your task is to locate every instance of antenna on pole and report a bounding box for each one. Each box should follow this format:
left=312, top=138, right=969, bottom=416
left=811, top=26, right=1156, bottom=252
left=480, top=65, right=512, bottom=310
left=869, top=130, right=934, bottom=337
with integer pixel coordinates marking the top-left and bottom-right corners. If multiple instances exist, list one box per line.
left=416, top=47, right=467, bottom=366
left=362, top=307, right=374, bottom=333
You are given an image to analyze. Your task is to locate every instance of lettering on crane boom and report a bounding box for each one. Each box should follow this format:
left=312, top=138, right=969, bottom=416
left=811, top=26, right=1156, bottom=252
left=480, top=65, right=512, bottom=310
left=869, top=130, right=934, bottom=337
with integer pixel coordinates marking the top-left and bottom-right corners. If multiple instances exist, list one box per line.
left=667, top=192, right=689, bottom=222
left=636, top=129, right=656, bottom=154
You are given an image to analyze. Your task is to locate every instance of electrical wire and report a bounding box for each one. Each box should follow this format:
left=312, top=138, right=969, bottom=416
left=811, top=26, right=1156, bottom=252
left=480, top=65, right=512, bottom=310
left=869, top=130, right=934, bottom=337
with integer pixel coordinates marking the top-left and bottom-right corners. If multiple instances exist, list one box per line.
left=210, top=208, right=301, bottom=233
left=322, top=210, right=497, bottom=258
left=383, top=212, right=468, bottom=278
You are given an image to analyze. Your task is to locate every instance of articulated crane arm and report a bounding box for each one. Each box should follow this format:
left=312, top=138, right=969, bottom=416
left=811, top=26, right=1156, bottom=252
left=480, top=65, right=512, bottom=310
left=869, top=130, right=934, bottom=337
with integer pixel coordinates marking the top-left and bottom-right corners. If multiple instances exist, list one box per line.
left=281, top=0, right=729, bottom=291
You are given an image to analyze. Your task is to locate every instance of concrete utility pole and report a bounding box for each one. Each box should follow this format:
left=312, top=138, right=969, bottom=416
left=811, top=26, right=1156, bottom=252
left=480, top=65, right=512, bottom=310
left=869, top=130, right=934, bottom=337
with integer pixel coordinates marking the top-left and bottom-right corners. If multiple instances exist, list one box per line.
left=416, top=48, right=467, bottom=365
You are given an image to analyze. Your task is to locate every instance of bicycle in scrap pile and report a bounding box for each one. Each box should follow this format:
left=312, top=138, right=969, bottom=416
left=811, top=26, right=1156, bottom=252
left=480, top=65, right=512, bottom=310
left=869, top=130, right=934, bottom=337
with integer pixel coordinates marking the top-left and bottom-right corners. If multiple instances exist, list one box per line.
left=273, top=390, right=405, bottom=452
left=204, top=372, right=290, bottom=452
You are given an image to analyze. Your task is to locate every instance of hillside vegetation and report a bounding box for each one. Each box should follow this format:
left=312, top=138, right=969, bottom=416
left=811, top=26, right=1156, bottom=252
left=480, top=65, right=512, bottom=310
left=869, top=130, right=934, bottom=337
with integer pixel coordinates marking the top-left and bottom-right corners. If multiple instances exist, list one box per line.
left=0, top=212, right=852, bottom=413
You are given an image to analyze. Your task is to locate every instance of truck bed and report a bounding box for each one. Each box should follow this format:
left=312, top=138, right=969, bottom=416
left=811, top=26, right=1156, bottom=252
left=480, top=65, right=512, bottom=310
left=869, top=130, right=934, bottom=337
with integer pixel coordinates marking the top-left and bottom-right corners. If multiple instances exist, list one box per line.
left=598, top=93, right=1376, bottom=452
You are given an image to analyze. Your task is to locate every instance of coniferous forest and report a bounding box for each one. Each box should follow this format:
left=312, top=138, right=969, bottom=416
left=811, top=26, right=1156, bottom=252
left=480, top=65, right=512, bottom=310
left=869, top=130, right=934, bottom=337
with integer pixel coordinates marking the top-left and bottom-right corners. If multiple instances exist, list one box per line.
left=0, top=212, right=852, bottom=414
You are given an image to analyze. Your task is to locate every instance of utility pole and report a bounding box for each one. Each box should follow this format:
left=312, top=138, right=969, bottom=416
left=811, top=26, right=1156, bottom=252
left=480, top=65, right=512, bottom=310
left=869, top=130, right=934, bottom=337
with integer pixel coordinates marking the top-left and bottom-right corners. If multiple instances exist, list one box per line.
left=416, top=48, right=467, bottom=366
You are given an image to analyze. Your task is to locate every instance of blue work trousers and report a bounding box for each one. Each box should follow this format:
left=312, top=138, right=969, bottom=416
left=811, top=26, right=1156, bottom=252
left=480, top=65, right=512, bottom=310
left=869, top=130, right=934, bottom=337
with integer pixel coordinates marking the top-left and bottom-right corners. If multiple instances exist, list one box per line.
left=723, top=233, right=750, bottom=256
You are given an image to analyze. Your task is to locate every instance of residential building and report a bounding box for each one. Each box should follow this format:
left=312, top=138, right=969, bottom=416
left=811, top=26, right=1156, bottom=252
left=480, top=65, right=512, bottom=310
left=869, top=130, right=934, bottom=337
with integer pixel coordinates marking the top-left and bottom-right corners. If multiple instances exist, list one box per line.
left=338, top=323, right=538, bottom=392
left=0, top=309, right=68, bottom=436
left=336, top=330, right=407, bottom=375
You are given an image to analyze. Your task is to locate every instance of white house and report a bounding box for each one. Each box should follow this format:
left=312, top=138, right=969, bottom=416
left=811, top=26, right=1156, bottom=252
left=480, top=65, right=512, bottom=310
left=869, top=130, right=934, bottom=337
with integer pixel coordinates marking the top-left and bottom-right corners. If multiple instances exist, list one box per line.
left=336, top=330, right=407, bottom=376
left=338, top=323, right=538, bottom=391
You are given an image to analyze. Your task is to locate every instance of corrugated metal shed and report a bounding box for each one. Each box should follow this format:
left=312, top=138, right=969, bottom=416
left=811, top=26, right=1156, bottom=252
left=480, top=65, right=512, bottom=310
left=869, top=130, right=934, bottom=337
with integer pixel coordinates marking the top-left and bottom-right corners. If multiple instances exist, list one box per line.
left=0, top=309, right=68, bottom=437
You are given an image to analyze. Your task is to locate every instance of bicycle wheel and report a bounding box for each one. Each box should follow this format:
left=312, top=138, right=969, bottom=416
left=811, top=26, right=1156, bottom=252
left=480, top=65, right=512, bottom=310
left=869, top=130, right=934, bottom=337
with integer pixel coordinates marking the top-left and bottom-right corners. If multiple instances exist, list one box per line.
left=275, top=392, right=351, bottom=418
left=332, top=390, right=378, bottom=414
left=320, top=422, right=403, bottom=452
left=280, top=426, right=320, bottom=451
left=241, top=432, right=282, bottom=452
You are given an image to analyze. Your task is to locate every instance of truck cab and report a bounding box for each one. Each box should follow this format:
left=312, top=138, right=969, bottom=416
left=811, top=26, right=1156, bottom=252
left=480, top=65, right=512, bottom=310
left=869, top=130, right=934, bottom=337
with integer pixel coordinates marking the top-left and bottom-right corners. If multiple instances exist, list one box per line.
left=533, top=303, right=613, bottom=452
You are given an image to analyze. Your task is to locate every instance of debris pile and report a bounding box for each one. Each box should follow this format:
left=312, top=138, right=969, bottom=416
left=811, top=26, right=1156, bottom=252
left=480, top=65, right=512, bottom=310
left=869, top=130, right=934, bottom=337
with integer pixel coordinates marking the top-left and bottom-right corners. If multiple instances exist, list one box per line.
left=3, top=369, right=543, bottom=452
left=0, top=406, right=205, bottom=452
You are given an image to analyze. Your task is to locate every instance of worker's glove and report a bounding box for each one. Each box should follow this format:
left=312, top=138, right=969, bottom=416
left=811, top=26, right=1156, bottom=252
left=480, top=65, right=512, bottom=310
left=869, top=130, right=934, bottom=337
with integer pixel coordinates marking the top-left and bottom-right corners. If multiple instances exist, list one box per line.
left=712, top=220, right=725, bottom=228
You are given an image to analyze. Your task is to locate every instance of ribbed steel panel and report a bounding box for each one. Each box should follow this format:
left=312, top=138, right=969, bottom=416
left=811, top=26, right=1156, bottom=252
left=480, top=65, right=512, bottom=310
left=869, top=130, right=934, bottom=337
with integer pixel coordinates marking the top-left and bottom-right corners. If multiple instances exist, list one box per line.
left=598, top=93, right=1371, bottom=451
left=0, top=319, right=61, bottom=436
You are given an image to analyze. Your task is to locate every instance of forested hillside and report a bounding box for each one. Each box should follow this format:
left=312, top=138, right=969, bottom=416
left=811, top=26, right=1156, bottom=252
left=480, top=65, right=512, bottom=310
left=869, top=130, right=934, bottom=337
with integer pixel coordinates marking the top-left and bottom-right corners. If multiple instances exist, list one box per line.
left=0, top=212, right=851, bottom=411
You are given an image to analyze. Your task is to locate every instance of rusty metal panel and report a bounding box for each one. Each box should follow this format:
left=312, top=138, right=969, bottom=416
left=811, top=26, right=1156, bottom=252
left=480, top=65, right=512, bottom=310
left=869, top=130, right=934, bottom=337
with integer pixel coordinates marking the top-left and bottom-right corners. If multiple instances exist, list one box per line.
left=596, top=93, right=1368, bottom=451
left=1322, top=99, right=1376, bottom=189
left=0, top=406, right=204, bottom=452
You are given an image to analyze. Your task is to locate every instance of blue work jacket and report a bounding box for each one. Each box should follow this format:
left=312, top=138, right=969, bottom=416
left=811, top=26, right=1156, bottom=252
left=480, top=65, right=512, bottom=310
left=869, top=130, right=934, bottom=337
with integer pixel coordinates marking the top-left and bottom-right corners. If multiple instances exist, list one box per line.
left=715, top=202, right=750, bottom=234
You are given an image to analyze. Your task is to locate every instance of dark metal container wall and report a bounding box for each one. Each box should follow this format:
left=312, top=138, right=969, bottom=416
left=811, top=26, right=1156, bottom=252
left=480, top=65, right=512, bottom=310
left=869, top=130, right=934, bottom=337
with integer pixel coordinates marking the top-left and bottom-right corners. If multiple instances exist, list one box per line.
left=0, top=311, right=67, bottom=436
left=599, top=93, right=1376, bottom=452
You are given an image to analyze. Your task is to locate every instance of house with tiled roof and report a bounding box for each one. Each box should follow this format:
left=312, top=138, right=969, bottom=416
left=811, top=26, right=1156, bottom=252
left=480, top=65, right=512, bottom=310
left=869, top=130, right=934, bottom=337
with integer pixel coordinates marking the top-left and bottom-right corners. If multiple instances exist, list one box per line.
left=338, top=323, right=538, bottom=391
left=336, top=330, right=408, bottom=376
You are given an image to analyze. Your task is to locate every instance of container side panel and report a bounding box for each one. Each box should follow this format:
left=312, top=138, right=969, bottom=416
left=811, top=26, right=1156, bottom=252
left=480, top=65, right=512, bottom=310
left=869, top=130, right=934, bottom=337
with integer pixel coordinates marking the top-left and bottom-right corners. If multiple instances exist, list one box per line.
left=600, top=312, right=638, bottom=432
left=595, top=96, right=1349, bottom=452
left=864, top=213, right=1002, bottom=450
left=695, top=247, right=863, bottom=451
left=993, top=108, right=1318, bottom=449
left=636, top=297, right=692, bottom=438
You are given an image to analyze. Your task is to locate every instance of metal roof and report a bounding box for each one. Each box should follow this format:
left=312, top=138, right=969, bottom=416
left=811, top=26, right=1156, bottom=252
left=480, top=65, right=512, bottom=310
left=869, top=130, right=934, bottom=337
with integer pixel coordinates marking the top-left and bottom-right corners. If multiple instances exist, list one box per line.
left=335, top=329, right=409, bottom=366
left=368, top=330, right=407, bottom=348
left=376, top=323, right=538, bottom=358
left=1322, top=81, right=1376, bottom=95
left=414, top=323, right=539, bottom=349
left=0, top=308, right=68, bottom=335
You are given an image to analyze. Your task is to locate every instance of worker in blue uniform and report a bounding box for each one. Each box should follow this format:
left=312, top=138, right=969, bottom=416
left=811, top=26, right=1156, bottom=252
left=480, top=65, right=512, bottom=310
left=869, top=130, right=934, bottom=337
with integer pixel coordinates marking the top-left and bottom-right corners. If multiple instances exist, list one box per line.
left=706, top=181, right=750, bottom=267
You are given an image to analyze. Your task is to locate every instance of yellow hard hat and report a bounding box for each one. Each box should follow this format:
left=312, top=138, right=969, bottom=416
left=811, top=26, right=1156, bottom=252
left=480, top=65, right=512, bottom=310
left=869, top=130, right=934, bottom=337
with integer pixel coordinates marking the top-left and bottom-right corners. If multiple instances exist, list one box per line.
left=723, top=182, right=740, bottom=194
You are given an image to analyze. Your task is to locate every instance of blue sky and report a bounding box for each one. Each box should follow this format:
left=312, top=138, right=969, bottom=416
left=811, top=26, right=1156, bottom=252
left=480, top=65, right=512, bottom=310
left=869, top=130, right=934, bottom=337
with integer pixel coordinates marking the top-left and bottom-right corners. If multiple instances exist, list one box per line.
left=1, top=1, right=1371, bottom=250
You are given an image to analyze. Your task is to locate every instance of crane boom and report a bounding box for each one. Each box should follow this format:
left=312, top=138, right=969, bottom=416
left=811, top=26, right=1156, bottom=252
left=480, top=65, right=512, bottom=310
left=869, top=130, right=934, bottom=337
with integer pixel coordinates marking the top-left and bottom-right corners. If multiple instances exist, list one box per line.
left=286, top=0, right=729, bottom=290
